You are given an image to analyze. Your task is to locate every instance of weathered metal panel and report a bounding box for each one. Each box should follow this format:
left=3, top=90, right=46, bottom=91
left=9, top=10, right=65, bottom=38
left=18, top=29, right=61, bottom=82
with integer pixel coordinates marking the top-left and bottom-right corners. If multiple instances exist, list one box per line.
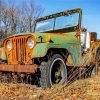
left=31, top=32, right=81, bottom=61
left=32, top=43, right=48, bottom=57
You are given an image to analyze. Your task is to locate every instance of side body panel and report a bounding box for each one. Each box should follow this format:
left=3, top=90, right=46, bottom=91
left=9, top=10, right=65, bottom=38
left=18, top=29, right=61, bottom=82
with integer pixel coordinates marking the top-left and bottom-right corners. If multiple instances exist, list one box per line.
left=32, top=42, right=82, bottom=66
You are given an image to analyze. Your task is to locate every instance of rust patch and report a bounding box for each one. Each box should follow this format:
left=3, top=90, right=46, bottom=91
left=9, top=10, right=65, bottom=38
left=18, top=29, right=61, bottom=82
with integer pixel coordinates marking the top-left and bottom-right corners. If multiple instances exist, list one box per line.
left=0, top=64, right=38, bottom=73
left=66, top=55, right=73, bottom=66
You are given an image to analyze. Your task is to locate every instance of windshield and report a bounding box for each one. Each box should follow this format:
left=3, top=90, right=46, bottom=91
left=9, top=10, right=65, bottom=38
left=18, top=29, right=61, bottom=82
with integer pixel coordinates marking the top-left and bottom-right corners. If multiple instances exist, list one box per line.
left=35, top=13, right=79, bottom=32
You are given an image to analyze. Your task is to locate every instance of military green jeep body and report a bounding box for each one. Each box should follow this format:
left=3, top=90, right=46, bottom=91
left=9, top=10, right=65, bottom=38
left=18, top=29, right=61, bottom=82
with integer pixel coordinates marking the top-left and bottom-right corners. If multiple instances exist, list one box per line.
left=0, top=8, right=100, bottom=88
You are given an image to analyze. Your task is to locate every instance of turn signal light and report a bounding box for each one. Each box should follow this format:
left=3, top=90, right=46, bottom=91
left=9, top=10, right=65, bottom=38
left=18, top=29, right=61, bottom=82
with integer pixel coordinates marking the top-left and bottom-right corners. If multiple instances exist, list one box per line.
left=45, top=35, right=51, bottom=42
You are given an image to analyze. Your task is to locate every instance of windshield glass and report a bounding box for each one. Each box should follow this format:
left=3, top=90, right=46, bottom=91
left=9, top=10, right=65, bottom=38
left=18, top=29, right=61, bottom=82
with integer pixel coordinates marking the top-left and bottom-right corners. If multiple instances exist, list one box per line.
left=35, top=18, right=54, bottom=32
left=35, top=13, right=79, bottom=32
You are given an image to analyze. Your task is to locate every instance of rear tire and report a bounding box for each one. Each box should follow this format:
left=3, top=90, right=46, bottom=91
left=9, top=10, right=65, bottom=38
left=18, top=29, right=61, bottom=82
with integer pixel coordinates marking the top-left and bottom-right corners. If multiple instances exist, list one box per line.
left=40, top=54, right=67, bottom=88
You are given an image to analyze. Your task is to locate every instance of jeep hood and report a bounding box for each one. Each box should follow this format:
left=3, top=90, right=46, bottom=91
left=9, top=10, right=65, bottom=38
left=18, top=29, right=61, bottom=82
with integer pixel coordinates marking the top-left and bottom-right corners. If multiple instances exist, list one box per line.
left=4, top=32, right=79, bottom=45
left=32, top=32, right=79, bottom=44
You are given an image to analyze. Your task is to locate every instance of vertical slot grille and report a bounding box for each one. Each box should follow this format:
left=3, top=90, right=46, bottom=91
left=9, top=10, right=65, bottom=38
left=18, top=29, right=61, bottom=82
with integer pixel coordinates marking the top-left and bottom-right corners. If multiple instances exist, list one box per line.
left=12, top=37, right=26, bottom=64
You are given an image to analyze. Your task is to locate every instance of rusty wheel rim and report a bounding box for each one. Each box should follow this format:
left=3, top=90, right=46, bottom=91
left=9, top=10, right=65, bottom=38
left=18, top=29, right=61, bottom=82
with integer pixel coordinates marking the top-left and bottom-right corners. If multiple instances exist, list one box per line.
left=50, top=58, right=67, bottom=85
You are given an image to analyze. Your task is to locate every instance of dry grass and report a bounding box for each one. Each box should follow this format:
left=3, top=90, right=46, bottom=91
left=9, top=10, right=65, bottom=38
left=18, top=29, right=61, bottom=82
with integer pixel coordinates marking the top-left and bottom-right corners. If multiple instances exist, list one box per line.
left=0, top=74, right=100, bottom=100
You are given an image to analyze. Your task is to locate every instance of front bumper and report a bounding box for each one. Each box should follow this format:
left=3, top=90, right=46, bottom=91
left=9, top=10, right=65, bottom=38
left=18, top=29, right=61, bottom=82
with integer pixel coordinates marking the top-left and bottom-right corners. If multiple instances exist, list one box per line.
left=0, top=64, right=38, bottom=73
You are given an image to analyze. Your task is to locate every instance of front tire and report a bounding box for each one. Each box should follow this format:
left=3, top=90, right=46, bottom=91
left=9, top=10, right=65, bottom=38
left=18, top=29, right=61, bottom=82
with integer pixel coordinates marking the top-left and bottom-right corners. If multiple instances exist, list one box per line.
left=40, top=54, right=67, bottom=88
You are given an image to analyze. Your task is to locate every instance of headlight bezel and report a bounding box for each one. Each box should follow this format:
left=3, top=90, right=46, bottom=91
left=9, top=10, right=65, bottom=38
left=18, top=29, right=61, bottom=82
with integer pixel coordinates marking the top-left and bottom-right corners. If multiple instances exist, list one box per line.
left=6, top=40, right=12, bottom=51
left=27, top=37, right=35, bottom=49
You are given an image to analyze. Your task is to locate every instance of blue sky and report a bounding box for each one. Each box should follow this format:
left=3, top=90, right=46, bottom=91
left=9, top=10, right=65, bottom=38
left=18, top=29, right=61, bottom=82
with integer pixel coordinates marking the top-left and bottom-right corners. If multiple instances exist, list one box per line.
left=4, top=0, right=100, bottom=38
left=35, top=0, right=100, bottom=38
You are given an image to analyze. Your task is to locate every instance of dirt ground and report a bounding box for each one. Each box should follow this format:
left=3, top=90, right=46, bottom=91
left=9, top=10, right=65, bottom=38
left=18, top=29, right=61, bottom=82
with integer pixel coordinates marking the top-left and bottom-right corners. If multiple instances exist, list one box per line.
left=0, top=73, right=100, bottom=100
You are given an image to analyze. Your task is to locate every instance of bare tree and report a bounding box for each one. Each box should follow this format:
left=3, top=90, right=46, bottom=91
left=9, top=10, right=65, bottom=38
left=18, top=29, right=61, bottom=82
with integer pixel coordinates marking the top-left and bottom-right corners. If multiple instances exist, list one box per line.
left=7, top=0, right=20, bottom=34
left=20, top=0, right=44, bottom=32
left=0, top=0, right=44, bottom=38
left=0, top=2, right=9, bottom=37
left=0, top=0, right=18, bottom=36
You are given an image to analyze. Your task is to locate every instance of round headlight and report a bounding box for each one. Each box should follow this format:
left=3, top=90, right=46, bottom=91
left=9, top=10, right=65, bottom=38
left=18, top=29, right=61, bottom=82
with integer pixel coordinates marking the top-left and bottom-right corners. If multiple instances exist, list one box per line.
left=27, top=38, right=34, bottom=49
left=7, top=41, right=12, bottom=51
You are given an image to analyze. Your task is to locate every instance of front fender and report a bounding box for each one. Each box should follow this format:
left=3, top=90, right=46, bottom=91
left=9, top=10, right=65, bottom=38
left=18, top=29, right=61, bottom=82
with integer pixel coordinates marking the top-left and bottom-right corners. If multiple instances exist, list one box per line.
left=31, top=43, right=48, bottom=58
left=31, top=42, right=82, bottom=66
left=0, top=48, right=6, bottom=60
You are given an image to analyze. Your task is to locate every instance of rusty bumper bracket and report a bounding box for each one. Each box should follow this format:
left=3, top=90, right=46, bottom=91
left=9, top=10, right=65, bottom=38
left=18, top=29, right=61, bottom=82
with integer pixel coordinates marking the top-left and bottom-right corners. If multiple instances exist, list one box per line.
left=0, top=64, right=38, bottom=73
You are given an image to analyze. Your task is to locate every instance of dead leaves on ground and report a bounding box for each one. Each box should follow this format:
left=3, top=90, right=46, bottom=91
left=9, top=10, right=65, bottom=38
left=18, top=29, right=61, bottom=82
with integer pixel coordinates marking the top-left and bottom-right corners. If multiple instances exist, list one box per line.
left=0, top=75, right=100, bottom=100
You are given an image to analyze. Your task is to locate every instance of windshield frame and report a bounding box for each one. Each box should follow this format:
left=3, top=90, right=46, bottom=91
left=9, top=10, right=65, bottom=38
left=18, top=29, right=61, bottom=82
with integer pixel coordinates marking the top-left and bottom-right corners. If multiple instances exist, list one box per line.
left=34, top=8, right=82, bottom=33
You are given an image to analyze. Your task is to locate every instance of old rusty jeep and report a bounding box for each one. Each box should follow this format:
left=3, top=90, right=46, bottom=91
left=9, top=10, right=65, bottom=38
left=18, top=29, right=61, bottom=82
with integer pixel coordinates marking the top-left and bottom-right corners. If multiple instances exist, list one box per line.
left=0, top=8, right=100, bottom=88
